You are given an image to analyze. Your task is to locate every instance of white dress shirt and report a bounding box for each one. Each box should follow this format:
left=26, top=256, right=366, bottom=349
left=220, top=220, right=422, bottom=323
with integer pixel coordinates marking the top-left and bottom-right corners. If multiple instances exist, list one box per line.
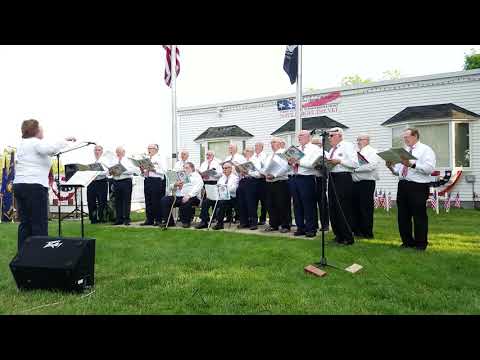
left=352, top=144, right=380, bottom=182
left=295, top=142, right=322, bottom=176
left=199, top=158, right=222, bottom=181
left=243, top=156, right=263, bottom=179
left=176, top=171, right=204, bottom=199
left=392, top=141, right=436, bottom=183
left=327, top=140, right=359, bottom=173
left=112, top=157, right=139, bottom=181
left=264, top=149, right=289, bottom=182
left=14, top=138, right=70, bottom=188
left=224, top=153, right=246, bottom=164
left=144, top=153, right=166, bottom=179
left=92, top=157, right=109, bottom=181
left=217, top=173, right=240, bottom=198
left=174, top=159, right=188, bottom=171
left=253, top=151, right=268, bottom=168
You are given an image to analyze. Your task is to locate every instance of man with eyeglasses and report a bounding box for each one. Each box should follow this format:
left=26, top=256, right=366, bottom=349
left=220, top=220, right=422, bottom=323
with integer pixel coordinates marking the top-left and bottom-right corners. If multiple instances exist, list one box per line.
left=196, top=162, right=239, bottom=230
left=140, top=144, right=166, bottom=226
left=326, top=127, right=359, bottom=245
left=287, top=130, right=322, bottom=238
left=351, top=134, right=380, bottom=239
left=386, top=128, right=436, bottom=251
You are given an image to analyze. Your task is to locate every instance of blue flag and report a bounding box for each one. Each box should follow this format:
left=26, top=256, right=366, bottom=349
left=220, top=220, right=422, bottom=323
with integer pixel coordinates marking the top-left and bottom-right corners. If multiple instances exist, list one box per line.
left=1, top=151, right=15, bottom=221
left=283, top=45, right=298, bottom=84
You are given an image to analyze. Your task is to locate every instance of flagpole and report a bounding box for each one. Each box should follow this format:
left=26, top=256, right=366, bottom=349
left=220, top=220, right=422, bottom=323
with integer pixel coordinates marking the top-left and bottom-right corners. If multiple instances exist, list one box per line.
left=171, top=45, right=178, bottom=169
left=295, top=45, right=302, bottom=139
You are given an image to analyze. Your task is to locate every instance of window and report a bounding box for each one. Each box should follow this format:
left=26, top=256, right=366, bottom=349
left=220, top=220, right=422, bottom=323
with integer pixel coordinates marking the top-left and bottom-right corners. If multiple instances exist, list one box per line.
left=199, top=144, right=206, bottom=164
left=391, top=122, right=471, bottom=168
left=208, top=141, right=229, bottom=161
left=455, top=123, right=470, bottom=167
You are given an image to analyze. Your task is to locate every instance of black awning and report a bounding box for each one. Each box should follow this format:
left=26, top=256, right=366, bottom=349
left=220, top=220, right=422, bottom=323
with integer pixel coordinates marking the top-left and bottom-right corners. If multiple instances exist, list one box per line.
left=271, top=116, right=348, bottom=135
left=381, top=103, right=480, bottom=126
left=194, top=125, right=254, bottom=142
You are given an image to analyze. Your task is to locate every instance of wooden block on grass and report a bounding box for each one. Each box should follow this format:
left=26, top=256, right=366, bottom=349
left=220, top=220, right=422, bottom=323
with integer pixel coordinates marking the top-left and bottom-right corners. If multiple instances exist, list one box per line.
left=304, top=265, right=327, bottom=277
left=345, top=263, right=363, bottom=273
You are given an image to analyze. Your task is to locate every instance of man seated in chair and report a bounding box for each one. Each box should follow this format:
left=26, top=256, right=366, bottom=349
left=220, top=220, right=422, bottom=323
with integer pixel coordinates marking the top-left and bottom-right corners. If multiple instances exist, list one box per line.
left=160, top=162, right=204, bottom=228
left=195, top=162, right=239, bottom=230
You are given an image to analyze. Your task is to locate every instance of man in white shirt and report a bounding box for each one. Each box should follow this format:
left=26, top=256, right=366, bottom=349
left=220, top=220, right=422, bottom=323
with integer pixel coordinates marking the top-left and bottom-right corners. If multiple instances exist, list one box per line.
left=326, top=127, right=359, bottom=245
left=140, top=144, right=166, bottom=226
left=111, top=146, right=139, bottom=226
left=287, top=130, right=322, bottom=237
left=236, top=146, right=264, bottom=230
left=174, top=150, right=189, bottom=171
left=311, top=137, right=329, bottom=232
left=223, top=143, right=245, bottom=223
left=386, top=128, right=436, bottom=250
left=160, top=162, right=204, bottom=228
left=199, top=150, right=222, bottom=185
left=351, top=134, right=380, bottom=239
left=196, top=161, right=239, bottom=230
left=87, top=145, right=109, bottom=224
left=264, top=137, right=291, bottom=233
left=253, top=142, right=268, bottom=225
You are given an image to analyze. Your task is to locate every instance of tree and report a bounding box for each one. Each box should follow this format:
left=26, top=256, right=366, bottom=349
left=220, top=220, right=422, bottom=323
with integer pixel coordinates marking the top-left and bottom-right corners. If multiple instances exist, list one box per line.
left=340, top=74, right=372, bottom=87
left=382, top=69, right=403, bottom=80
left=464, top=48, right=480, bottom=70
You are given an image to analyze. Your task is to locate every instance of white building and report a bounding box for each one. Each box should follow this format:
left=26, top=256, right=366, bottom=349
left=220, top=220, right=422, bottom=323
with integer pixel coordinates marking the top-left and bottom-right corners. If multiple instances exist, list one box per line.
left=178, top=69, right=480, bottom=207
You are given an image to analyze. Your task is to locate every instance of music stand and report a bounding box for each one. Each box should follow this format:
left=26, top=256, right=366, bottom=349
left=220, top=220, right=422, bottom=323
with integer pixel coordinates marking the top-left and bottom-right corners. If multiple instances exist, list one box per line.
left=54, top=143, right=95, bottom=237
left=62, top=171, right=103, bottom=238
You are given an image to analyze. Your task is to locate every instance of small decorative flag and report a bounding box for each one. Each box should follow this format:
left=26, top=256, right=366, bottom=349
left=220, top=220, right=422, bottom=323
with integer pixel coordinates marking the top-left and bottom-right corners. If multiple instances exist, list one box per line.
left=444, top=192, right=451, bottom=213
left=454, top=192, right=461, bottom=208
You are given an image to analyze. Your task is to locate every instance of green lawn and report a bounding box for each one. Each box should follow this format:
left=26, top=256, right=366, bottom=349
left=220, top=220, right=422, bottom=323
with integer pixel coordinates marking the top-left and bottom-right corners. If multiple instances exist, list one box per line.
left=1, top=209, right=479, bottom=314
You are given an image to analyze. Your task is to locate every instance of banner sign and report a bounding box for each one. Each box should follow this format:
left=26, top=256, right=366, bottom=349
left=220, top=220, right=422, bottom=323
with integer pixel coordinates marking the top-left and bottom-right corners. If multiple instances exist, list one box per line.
left=277, top=91, right=342, bottom=118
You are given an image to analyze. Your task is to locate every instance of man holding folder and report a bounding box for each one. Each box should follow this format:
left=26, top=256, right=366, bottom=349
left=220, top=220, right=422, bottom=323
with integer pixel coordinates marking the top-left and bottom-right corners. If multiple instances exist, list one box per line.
left=385, top=128, right=436, bottom=250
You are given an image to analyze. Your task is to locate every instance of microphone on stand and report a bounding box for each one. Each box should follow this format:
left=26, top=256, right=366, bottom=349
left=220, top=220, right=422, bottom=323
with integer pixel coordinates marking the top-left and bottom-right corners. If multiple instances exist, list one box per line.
left=85, top=141, right=97, bottom=145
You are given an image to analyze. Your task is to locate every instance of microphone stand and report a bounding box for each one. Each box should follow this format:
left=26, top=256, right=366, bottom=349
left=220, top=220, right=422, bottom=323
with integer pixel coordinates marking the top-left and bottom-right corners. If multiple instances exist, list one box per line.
left=54, top=142, right=95, bottom=237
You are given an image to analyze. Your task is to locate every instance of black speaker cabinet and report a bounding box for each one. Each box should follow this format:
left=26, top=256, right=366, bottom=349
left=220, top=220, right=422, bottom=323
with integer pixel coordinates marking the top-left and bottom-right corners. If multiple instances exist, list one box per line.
left=10, top=236, right=96, bottom=292
left=64, top=164, right=79, bottom=182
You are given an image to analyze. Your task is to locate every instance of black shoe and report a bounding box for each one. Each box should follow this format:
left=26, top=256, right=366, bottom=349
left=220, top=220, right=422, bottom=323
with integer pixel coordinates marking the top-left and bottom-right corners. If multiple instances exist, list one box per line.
left=124, top=221, right=131, bottom=226
left=140, top=222, right=154, bottom=226
left=258, top=221, right=266, bottom=226
left=195, top=222, right=208, bottom=229
left=249, top=225, right=258, bottom=230
left=294, top=230, right=306, bottom=236
left=213, top=224, right=224, bottom=230
left=264, top=226, right=278, bottom=232
left=112, top=222, right=123, bottom=226
left=182, top=223, right=191, bottom=228
left=279, top=228, right=290, bottom=234
left=305, top=232, right=316, bottom=238
left=237, top=224, right=249, bottom=229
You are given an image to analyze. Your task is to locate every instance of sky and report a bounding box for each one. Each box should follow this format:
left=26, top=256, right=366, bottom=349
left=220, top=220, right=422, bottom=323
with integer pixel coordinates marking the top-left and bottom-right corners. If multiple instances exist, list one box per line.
left=0, top=45, right=478, bottom=164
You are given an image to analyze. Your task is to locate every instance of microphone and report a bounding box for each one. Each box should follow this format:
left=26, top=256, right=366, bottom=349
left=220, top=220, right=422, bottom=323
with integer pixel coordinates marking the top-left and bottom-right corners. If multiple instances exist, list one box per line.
left=85, top=141, right=97, bottom=145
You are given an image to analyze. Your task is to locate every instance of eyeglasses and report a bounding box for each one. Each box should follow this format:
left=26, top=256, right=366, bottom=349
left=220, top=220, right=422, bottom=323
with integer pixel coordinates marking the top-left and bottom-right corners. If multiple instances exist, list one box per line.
left=328, top=134, right=337, bottom=137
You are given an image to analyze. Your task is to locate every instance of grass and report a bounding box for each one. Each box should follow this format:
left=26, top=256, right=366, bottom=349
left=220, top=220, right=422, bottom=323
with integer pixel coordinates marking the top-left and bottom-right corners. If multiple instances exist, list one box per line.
left=0, top=209, right=479, bottom=315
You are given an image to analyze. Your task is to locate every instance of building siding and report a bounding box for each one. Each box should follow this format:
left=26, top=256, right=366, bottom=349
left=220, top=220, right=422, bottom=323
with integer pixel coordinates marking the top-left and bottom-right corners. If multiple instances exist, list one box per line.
left=178, top=70, right=480, bottom=204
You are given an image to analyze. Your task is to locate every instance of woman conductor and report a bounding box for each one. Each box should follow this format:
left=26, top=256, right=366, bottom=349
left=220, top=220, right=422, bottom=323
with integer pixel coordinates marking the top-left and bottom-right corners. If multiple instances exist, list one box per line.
left=13, top=119, right=76, bottom=252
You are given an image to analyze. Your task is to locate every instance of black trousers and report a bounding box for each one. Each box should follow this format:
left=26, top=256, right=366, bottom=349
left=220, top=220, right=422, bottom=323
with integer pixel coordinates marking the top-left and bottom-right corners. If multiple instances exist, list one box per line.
left=288, top=175, right=317, bottom=234
left=160, top=195, right=200, bottom=224
left=237, top=177, right=258, bottom=226
left=328, top=172, right=354, bottom=244
left=113, top=178, right=132, bottom=224
left=13, top=183, right=49, bottom=252
left=144, top=177, right=166, bottom=224
left=256, top=178, right=267, bottom=223
left=396, top=180, right=430, bottom=249
left=266, top=180, right=290, bottom=229
left=315, top=176, right=329, bottom=230
left=352, top=180, right=376, bottom=238
left=87, top=179, right=108, bottom=223
left=200, top=198, right=237, bottom=224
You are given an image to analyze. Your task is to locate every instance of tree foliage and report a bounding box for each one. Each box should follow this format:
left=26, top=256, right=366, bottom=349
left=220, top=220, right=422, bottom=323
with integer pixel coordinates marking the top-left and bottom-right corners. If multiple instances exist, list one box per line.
left=340, top=74, right=373, bottom=87
left=464, top=48, right=480, bottom=70
left=382, top=69, right=403, bottom=80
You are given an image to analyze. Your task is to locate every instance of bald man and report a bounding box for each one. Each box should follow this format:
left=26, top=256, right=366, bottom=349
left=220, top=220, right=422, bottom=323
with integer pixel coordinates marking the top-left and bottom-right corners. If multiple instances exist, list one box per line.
left=87, top=145, right=109, bottom=224
left=287, top=130, right=322, bottom=237
left=111, top=146, right=139, bottom=226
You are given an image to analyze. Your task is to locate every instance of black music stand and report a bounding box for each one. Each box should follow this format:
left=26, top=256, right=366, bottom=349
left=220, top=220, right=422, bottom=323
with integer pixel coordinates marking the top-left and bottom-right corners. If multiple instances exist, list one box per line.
left=54, top=143, right=95, bottom=237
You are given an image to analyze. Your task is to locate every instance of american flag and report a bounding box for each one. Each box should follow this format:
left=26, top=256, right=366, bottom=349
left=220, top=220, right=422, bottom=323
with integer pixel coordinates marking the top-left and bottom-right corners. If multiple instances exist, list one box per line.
left=454, top=192, right=461, bottom=208
left=430, top=189, right=439, bottom=214
left=384, top=192, right=392, bottom=212
left=444, top=192, right=451, bottom=212
left=163, top=45, right=180, bottom=87
left=378, top=190, right=385, bottom=208
left=374, top=190, right=379, bottom=209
